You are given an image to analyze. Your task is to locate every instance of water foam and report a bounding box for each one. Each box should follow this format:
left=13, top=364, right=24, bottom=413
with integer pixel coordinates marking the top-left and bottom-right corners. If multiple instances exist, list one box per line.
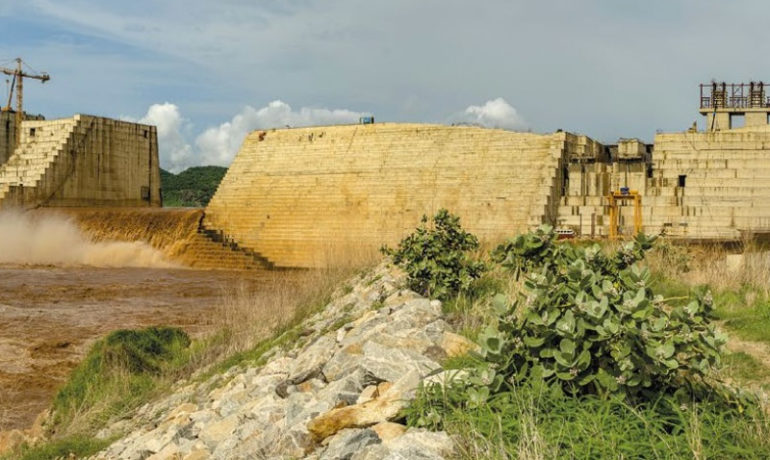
left=0, top=210, right=178, bottom=268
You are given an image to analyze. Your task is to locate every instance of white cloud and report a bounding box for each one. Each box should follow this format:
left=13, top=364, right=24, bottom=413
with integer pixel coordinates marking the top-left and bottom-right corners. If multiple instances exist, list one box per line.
left=137, top=99, right=531, bottom=172
left=135, top=103, right=195, bottom=173
left=195, top=101, right=364, bottom=166
left=457, top=98, right=527, bottom=131
left=137, top=100, right=365, bottom=172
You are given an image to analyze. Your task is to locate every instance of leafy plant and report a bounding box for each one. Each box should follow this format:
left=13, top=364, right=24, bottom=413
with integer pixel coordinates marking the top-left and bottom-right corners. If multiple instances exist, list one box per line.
left=478, top=227, right=727, bottom=401
left=382, top=209, right=485, bottom=300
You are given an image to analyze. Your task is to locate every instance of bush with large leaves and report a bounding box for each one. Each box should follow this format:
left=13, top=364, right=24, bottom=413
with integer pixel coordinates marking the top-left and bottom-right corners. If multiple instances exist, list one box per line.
left=478, top=227, right=726, bottom=400
left=382, top=209, right=485, bottom=301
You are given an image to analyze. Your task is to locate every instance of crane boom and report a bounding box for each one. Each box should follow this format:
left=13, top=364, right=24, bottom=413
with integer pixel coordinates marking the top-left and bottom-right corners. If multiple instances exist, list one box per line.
left=0, top=58, right=50, bottom=150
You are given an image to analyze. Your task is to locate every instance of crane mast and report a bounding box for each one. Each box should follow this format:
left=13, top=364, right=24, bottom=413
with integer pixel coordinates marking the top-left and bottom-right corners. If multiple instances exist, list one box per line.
left=0, top=58, right=50, bottom=150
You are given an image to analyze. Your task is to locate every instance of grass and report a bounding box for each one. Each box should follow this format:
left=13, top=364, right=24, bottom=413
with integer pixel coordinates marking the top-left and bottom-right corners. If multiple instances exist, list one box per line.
left=48, top=326, right=192, bottom=437
left=646, top=241, right=770, bottom=345
left=406, top=382, right=770, bottom=459
left=1, top=435, right=112, bottom=460
left=713, top=288, right=770, bottom=345
left=722, top=352, right=770, bottom=387
left=197, top=266, right=356, bottom=378
left=441, top=265, right=512, bottom=340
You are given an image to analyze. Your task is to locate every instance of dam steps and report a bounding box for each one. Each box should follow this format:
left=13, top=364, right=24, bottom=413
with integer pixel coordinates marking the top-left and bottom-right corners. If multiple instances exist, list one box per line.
left=174, top=230, right=270, bottom=270
left=54, top=208, right=270, bottom=271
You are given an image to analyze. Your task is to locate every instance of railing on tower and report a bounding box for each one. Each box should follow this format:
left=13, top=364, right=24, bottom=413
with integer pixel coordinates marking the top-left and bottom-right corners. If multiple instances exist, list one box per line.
left=700, top=82, right=770, bottom=109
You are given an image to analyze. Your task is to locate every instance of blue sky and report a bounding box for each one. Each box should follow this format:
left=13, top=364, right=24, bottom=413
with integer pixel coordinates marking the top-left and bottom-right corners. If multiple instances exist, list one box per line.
left=1, top=1, right=768, bottom=171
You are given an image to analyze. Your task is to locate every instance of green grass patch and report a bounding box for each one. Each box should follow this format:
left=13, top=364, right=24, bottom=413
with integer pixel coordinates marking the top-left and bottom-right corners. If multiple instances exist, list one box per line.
left=712, top=288, right=770, bottom=345
left=651, top=272, right=770, bottom=345
left=1, top=435, right=112, bottom=460
left=406, top=382, right=770, bottom=459
left=49, top=326, right=192, bottom=436
left=723, top=352, right=770, bottom=385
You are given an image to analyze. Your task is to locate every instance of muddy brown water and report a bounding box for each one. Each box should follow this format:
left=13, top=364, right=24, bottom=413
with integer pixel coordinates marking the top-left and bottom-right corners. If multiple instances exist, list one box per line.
left=0, top=264, right=297, bottom=431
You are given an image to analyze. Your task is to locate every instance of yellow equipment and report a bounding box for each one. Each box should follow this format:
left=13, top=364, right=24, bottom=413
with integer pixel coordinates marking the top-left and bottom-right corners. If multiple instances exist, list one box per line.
left=608, top=188, right=642, bottom=239
left=1, top=58, right=50, bottom=149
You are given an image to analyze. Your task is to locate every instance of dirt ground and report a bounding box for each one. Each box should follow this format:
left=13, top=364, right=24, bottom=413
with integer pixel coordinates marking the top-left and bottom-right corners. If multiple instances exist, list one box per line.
left=0, top=264, right=289, bottom=431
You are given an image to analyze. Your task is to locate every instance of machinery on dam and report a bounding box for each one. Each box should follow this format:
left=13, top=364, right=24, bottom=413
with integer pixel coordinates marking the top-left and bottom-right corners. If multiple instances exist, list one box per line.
left=1, top=58, right=50, bottom=151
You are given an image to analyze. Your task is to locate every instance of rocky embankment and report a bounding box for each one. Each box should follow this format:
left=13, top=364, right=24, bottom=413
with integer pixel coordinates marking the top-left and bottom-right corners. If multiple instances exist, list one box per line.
left=90, top=264, right=477, bottom=459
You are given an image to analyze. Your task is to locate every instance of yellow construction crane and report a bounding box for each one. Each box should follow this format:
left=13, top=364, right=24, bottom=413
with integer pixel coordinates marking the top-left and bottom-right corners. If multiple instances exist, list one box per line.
left=607, top=188, right=642, bottom=239
left=0, top=58, right=50, bottom=149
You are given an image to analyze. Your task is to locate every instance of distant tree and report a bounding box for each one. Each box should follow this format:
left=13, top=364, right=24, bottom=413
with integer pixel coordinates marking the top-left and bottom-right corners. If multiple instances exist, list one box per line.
left=160, top=166, right=227, bottom=207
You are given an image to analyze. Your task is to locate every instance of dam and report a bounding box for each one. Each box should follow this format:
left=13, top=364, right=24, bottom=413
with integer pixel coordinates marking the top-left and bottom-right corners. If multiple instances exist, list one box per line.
left=202, top=82, right=770, bottom=268
left=0, top=113, right=160, bottom=209
left=3, top=82, right=770, bottom=269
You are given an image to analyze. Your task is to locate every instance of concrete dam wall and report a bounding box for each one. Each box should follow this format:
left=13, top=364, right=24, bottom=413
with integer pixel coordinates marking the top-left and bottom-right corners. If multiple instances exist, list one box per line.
left=0, top=114, right=161, bottom=210
left=204, top=123, right=598, bottom=268
left=560, top=125, right=770, bottom=240
left=205, top=121, right=770, bottom=268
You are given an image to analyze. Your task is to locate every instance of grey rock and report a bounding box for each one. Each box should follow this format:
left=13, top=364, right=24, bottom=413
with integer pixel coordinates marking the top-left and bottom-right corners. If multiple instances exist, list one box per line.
left=259, top=356, right=293, bottom=378
left=86, top=264, right=454, bottom=460
left=243, top=393, right=286, bottom=425
left=360, top=341, right=441, bottom=382
left=213, top=389, right=249, bottom=417
left=247, top=373, right=287, bottom=398
left=384, top=429, right=455, bottom=459
left=322, top=343, right=367, bottom=382
left=370, top=332, right=435, bottom=355
left=422, top=319, right=451, bottom=343
left=288, top=335, right=338, bottom=384
left=198, top=414, right=241, bottom=448
left=285, top=391, right=333, bottom=428
left=320, top=428, right=380, bottom=460
left=316, top=368, right=367, bottom=407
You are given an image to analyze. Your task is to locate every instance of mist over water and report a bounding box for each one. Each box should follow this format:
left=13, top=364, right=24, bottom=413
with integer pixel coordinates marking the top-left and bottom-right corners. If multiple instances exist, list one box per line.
left=0, top=210, right=177, bottom=268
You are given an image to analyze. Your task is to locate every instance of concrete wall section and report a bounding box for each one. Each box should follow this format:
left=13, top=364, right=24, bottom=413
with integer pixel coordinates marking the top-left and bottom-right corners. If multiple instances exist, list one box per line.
left=558, top=125, right=770, bottom=240
left=0, top=112, right=14, bottom=165
left=0, top=114, right=161, bottom=209
left=646, top=125, right=770, bottom=239
left=0, top=112, right=45, bottom=166
left=205, top=123, right=573, bottom=268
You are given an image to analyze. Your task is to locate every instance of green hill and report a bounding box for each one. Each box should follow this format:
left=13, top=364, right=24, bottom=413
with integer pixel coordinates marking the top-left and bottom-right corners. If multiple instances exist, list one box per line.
left=160, top=166, right=228, bottom=207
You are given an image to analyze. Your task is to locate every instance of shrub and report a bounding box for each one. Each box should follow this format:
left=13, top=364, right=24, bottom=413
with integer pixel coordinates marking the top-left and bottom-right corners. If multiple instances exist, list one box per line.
left=478, top=227, right=727, bottom=400
left=382, top=209, right=485, bottom=300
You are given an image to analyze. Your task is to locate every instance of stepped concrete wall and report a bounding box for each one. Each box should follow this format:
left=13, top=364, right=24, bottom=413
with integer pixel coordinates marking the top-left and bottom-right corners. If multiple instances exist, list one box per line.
left=644, top=125, right=770, bottom=239
left=557, top=126, right=770, bottom=239
left=0, top=114, right=161, bottom=209
left=0, top=111, right=45, bottom=165
left=205, top=123, right=589, bottom=268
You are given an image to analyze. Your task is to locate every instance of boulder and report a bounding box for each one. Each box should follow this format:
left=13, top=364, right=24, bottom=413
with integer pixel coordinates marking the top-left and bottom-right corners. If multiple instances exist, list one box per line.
left=307, top=371, right=421, bottom=442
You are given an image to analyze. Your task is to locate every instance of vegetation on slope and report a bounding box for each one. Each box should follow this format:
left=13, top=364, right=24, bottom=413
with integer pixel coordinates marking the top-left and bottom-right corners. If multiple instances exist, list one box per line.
left=11, top=208, right=770, bottom=459
left=387, top=210, right=770, bottom=459
left=160, top=166, right=227, bottom=207
left=3, top=268, right=359, bottom=460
